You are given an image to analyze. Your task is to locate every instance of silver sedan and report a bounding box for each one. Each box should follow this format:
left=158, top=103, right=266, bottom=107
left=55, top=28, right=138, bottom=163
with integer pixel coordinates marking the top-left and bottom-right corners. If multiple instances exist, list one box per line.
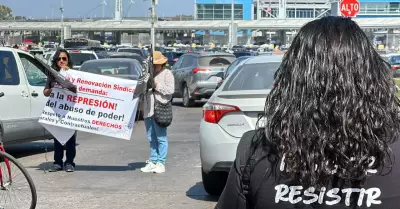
left=199, top=55, right=283, bottom=196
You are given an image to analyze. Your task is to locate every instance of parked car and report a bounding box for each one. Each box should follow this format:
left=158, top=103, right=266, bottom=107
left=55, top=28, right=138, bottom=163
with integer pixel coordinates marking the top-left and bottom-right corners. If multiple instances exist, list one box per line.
left=164, top=52, right=184, bottom=69
left=95, top=51, right=110, bottom=59
left=199, top=55, right=283, bottom=195
left=43, top=51, right=54, bottom=62
left=171, top=52, right=236, bottom=107
left=67, top=49, right=99, bottom=70
left=107, top=52, right=145, bottom=65
left=0, top=47, right=53, bottom=144
left=231, top=45, right=246, bottom=52
left=116, top=48, right=146, bottom=58
left=78, top=58, right=142, bottom=80
left=382, top=53, right=400, bottom=78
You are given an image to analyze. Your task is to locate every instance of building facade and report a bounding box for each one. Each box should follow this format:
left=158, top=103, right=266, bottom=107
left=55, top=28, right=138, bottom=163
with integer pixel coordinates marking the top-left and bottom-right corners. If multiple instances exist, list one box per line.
left=194, top=0, right=400, bottom=20
left=358, top=0, right=400, bottom=17
left=193, top=0, right=400, bottom=46
left=195, top=0, right=253, bottom=20
left=256, top=0, right=330, bottom=19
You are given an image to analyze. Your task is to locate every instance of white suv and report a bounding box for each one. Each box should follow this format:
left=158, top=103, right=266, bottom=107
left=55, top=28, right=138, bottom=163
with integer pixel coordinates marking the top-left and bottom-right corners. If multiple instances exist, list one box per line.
left=0, top=47, right=53, bottom=144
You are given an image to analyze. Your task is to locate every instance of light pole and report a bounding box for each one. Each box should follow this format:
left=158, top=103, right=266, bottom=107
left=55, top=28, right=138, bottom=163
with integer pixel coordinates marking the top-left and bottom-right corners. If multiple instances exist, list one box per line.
left=60, top=0, right=64, bottom=46
left=150, top=0, right=158, bottom=53
left=230, top=0, right=235, bottom=48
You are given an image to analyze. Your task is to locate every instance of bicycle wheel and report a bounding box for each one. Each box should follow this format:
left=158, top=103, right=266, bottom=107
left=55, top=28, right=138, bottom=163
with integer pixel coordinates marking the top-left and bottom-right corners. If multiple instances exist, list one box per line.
left=0, top=151, right=37, bottom=209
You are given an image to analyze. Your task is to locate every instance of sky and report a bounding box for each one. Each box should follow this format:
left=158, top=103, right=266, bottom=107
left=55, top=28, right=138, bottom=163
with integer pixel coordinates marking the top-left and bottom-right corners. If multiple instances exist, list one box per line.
left=2, top=0, right=194, bottom=19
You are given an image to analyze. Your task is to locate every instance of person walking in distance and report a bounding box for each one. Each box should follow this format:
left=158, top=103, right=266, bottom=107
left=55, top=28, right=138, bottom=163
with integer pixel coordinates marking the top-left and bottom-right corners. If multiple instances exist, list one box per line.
left=43, top=48, right=77, bottom=173
left=141, top=51, right=174, bottom=174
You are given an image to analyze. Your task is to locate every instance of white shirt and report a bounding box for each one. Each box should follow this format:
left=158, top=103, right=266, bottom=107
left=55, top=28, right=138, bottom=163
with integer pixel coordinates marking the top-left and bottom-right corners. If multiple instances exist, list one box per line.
left=142, top=69, right=175, bottom=118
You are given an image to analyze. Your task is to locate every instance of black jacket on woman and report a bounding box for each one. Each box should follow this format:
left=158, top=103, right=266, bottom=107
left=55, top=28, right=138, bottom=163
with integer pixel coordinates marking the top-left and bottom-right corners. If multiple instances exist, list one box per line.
left=215, top=130, right=400, bottom=209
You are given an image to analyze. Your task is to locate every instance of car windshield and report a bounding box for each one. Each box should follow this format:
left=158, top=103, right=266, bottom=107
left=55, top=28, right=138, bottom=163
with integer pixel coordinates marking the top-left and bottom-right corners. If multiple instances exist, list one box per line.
left=199, top=55, right=235, bottom=66
left=79, top=61, right=140, bottom=78
left=389, top=55, right=400, bottom=65
left=69, top=53, right=97, bottom=66
left=222, top=62, right=280, bottom=91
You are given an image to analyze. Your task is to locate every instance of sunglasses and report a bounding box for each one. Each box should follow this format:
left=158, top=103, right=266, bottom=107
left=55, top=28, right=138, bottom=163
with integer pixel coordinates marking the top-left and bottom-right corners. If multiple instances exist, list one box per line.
left=57, top=57, right=68, bottom=61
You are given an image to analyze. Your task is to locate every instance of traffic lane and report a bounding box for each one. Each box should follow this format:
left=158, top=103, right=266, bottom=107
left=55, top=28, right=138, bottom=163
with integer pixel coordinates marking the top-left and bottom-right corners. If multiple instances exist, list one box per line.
left=7, top=99, right=218, bottom=209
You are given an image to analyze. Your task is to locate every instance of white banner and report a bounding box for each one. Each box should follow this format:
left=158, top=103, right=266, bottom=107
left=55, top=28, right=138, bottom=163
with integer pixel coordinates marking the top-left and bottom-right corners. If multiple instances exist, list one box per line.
left=39, top=70, right=139, bottom=145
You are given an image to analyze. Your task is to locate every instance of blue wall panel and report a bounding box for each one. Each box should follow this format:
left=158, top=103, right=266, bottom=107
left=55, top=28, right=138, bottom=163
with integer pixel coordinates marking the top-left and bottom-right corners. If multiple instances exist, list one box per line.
left=196, top=0, right=253, bottom=20
left=196, top=0, right=253, bottom=36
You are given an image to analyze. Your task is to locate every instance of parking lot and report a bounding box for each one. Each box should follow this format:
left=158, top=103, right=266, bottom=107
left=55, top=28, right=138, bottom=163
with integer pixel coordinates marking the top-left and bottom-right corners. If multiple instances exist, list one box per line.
left=5, top=99, right=217, bottom=209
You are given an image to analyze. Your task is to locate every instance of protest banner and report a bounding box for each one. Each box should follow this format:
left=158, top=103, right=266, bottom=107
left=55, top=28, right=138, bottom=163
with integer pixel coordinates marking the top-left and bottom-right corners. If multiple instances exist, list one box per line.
left=38, top=70, right=139, bottom=145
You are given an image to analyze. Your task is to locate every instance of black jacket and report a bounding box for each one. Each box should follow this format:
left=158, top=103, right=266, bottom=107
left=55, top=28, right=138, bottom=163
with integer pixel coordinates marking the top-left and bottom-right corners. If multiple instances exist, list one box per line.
left=215, top=130, right=400, bottom=209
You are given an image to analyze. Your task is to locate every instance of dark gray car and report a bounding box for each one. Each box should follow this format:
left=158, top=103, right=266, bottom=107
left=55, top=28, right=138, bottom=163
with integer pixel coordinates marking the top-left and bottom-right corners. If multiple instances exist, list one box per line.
left=107, top=52, right=145, bottom=65
left=171, top=52, right=236, bottom=107
left=116, top=48, right=145, bottom=58
left=78, top=58, right=142, bottom=80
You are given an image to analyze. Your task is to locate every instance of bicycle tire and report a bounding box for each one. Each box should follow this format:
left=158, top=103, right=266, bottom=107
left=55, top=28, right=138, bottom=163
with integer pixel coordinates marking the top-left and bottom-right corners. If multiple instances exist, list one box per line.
left=0, top=151, right=37, bottom=209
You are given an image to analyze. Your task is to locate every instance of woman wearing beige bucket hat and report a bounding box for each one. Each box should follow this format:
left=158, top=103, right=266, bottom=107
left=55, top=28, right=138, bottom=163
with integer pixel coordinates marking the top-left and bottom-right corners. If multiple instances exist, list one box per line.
left=141, top=51, right=175, bottom=174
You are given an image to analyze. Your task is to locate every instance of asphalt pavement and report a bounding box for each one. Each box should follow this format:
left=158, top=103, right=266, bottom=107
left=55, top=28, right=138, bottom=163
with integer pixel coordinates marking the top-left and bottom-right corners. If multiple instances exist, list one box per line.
left=5, top=99, right=218, bottom=209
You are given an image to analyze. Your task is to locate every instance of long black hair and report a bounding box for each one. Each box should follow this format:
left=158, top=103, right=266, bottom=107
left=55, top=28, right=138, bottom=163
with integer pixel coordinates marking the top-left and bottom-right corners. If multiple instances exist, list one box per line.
left=51, top=48, right=73, bottom=71
left=256, top=16, right=400, bottom=188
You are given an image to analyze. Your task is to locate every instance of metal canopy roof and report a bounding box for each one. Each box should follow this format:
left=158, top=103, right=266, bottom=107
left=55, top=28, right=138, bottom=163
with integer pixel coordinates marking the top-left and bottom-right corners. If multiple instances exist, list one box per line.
left=0, top=18, right=399, bottom=31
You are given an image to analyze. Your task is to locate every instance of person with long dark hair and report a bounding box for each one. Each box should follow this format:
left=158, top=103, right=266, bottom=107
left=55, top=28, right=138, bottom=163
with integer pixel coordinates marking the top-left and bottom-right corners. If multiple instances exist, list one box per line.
left=216, top=16, right=400, bottom=209
left=43, top=48, right=77, bottom=172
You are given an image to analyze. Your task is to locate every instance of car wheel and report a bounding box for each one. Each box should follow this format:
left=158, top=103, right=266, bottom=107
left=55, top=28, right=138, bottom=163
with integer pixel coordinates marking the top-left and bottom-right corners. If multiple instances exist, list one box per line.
left=201, top=168, right=228, bottom=196
left=183, top=84, right=195, bottom=107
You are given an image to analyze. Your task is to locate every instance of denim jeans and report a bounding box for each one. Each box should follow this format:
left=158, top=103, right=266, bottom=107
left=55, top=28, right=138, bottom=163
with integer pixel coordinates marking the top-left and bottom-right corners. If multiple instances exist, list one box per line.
left=54, top=132, right=77, bottom=167
left=144, top=116, right=168, bottom=164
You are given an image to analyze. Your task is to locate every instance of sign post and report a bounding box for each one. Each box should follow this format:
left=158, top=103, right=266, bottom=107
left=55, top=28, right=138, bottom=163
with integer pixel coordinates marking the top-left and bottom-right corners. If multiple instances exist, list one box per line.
left=340, top=0, right=360, bottom=17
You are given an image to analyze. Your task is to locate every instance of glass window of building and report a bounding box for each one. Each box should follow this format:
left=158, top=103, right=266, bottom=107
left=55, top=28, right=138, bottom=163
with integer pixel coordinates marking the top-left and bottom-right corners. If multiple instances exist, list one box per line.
left=196, top=4, right=243, bottom=20
left=359, top=2, right=400, bottom=15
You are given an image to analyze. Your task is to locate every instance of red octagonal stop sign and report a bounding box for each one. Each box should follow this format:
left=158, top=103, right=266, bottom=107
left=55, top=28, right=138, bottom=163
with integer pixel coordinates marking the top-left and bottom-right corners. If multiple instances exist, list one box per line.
left=340, top=0, right=360, bottom=17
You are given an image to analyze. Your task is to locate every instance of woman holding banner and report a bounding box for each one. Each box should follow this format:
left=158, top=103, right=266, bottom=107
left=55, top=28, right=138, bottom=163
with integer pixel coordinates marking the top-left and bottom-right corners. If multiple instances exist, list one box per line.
left=43, top=48, right=77, bottom=173
left=141, top=51, right=174, bottom=174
